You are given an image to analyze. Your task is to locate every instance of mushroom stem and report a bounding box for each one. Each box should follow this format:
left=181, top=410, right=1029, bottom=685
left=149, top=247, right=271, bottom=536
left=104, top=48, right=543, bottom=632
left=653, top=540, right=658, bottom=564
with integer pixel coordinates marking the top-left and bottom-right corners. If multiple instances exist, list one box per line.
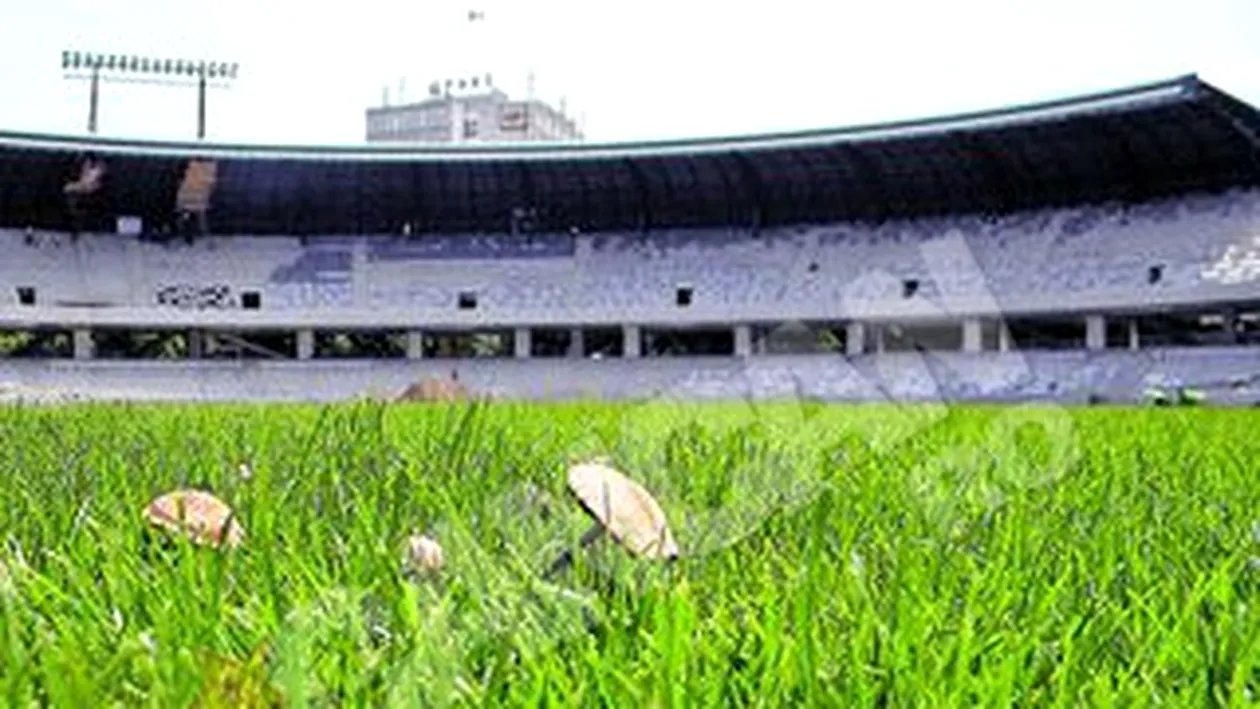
left=542, top=522, right=604, bottom=580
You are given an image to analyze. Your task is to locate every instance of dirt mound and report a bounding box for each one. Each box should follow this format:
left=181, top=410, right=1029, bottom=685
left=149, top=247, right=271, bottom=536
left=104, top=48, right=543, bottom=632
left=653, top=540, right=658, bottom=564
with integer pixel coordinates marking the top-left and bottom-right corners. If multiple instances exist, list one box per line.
left=394, top=374, right=473, bottom=403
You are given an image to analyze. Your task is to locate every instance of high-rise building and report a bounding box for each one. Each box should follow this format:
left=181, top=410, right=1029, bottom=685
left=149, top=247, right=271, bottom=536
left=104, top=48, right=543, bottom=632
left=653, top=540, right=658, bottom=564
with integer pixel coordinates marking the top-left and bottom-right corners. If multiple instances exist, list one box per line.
left=365, top=76, right=582, bottom=144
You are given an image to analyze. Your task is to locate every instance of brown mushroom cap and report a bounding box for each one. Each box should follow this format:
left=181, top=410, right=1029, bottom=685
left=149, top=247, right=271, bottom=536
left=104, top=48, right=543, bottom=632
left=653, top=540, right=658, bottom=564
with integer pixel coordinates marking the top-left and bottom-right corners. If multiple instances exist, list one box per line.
left=143, top=489, right=245, bottom=550
left=566, top=461, right=679, bottom=560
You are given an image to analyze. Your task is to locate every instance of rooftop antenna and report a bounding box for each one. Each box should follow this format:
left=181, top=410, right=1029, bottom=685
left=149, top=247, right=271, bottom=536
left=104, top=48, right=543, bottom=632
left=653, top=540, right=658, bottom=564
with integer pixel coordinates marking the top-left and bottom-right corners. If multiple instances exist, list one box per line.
left=468, top=8, right=487, bottom=98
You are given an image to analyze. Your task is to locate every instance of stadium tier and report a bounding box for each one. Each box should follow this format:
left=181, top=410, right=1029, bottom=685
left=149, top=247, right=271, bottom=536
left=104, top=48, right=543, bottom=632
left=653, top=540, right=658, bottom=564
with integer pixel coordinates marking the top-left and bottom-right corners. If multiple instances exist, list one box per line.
left=0, top=73, right=1257, bottom=403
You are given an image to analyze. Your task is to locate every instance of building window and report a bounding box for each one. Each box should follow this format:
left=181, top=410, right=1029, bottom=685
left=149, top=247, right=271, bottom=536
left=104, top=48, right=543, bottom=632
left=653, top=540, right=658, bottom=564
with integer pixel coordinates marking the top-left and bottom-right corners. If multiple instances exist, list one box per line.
left=463, top=118, right=479, bottom=139
left=676, top=286, right=693, bottom=307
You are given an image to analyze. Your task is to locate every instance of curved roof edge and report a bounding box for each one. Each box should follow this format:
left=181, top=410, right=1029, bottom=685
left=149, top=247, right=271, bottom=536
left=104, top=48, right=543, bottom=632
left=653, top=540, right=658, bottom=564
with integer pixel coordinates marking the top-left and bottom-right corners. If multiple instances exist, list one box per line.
left=0, top=73, right=1206, bottom=162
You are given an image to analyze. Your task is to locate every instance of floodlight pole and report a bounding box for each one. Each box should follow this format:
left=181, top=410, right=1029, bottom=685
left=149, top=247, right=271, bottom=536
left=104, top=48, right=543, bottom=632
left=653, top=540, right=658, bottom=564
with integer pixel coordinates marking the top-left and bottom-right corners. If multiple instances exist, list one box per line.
left=197, top=71, right=207, bottom=140
left=190, top=61, right=239, bottom=140
left=62, top=50, right=239, bottom=139
left=87, top=68, right=100, bottom=134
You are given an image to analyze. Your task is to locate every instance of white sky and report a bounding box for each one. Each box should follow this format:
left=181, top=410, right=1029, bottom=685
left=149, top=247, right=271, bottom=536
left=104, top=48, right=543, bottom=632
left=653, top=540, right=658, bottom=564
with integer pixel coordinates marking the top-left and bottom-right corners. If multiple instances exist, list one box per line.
left=0, top=0, right=1257, bottom=146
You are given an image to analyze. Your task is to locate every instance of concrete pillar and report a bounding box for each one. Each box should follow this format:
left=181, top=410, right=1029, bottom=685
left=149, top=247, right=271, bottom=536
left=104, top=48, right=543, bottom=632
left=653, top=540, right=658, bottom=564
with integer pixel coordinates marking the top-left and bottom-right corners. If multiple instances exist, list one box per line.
left=568, top=328, right=584, bottom=358
left=406, top=330, right=424, bottom=360
left=297, top=329, right=314, bottom=360
left=962, top=317, right=982, bottom=353
left=1225, top=309, right=1240, bottom=344
left=1128, top=318, right=1140, bottom=350
left=846, top=322, right=865, bottom=356
left=623, top=325, right=641, bottom=359
left=1085, top=314, right=1106, bottom=351
left=874, top=325, right=886, bottom=354
left=514, top=327, right=532, bottom=359
left=734, top=324, right=752, bottom=357
left=188, top=330, right=204, bottom=359
left=351, top=238, right=370, bottom=308
left=997, top=322, right=1012, bottom=352
left=72, top=328, right=93, bottom=360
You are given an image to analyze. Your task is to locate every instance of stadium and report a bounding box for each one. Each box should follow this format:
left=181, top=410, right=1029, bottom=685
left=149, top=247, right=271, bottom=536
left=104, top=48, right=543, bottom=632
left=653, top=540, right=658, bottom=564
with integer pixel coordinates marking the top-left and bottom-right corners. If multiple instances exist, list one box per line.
left=7, top=23, right=1260, bottom=698
left=2, top=72, right=1258, bottom=404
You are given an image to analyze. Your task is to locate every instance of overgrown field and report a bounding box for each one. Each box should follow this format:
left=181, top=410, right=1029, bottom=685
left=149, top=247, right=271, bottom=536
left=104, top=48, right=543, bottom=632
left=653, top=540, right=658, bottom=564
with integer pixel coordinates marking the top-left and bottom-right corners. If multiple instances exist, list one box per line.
left=1, top=399, right=1259, bottom=706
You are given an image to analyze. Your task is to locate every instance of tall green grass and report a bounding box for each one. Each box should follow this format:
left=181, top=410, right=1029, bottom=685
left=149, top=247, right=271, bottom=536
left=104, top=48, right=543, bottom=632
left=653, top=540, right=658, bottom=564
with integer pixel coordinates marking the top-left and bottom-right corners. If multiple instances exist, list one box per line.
left=0, top=399, right=1258, bottom=706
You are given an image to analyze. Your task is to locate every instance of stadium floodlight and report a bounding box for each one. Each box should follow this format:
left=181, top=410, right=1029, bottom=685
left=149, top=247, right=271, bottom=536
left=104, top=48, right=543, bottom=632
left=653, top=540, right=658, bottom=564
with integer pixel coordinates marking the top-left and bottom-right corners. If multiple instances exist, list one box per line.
left=61, top=49, right=240, bottom=138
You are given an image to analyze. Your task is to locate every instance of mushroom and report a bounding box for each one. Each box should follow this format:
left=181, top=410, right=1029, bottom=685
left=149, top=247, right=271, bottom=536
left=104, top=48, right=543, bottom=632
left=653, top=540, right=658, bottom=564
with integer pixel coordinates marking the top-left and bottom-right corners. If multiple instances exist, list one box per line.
left=543, top=460, right=678, bottom=579
left=403, top=533, right=445, bottom=577
left=143, top=489, right=244, bottom=550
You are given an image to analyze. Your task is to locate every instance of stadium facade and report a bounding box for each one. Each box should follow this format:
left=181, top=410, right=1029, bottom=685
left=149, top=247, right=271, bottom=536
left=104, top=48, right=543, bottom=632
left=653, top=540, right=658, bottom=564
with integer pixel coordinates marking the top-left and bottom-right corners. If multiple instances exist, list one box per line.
left=0, top=73, right=1258, bottom=403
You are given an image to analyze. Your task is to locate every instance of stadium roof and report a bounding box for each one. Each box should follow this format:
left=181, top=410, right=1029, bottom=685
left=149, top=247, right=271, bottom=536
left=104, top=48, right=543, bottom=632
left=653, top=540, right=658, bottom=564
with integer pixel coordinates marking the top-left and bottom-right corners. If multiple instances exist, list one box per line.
left=0, top=73, right=1257, bottom=234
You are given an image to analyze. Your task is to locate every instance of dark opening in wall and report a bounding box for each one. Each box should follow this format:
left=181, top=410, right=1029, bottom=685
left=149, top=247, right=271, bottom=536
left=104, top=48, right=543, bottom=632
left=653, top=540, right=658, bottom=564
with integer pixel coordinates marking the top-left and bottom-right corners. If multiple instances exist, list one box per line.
left=902, top=279, right=919, bottom=298
left=16, top=287, right=35, bottom=306
left=675, top=286, right=693, bottom=307
left=528, top=328, right=574, bottom=358
left=241, top=291, right=261, bottom=310
left=458, top=291, right=478, bottom=310
left=643, top=326, right=733, bottom=356
left=1148, top=265, right=1163, bottom=285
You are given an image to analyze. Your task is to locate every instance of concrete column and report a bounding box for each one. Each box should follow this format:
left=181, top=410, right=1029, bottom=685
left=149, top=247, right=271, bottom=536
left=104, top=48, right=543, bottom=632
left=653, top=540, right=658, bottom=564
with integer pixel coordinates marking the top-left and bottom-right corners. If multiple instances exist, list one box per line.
left=297, top=329, right=314, bottom=360
left=874, top=325, right=886, bottom=354
left=568, top=328, right=584, bottom=358
left=188, top=330, right=204, bottom=359
left=997, top=322, right=1012, bottom=352
left=962, top=317, right=983, bottom=353
left=72, top=328, right=93, bottom=360
left=846, top=322, right=865, bottom=356
left=406, top=330, right=424, bottom=360
left=734, top=324, right=752, bottom=357
left=514, top=327, right=532, bottom=359
left=1128, top=318, right=1140, bottom=350
left=1224, top=309, right=1239, bottom=344
left=623, top=325, right=641, bottom=359
left=351, top=240, right=369, bottom=308
left=1085, top=314, right=1106, bottom=351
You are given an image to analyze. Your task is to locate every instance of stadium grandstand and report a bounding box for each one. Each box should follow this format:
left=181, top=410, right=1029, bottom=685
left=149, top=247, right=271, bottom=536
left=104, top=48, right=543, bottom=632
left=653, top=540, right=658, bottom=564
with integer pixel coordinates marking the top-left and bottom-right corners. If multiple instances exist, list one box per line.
left=0, top=73, right=1258, bottom=403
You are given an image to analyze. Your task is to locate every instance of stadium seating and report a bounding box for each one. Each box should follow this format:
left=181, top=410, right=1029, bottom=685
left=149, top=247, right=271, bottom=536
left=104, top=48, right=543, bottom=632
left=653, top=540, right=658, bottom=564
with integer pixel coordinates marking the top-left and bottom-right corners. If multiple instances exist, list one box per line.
left=2, top=188, right=1259, bottom=318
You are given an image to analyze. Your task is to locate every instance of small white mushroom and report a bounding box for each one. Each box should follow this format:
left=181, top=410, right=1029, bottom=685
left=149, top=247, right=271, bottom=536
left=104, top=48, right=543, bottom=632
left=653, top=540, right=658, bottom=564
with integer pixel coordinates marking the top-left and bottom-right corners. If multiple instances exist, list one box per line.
left=403, top=534, right=445, bottom=576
